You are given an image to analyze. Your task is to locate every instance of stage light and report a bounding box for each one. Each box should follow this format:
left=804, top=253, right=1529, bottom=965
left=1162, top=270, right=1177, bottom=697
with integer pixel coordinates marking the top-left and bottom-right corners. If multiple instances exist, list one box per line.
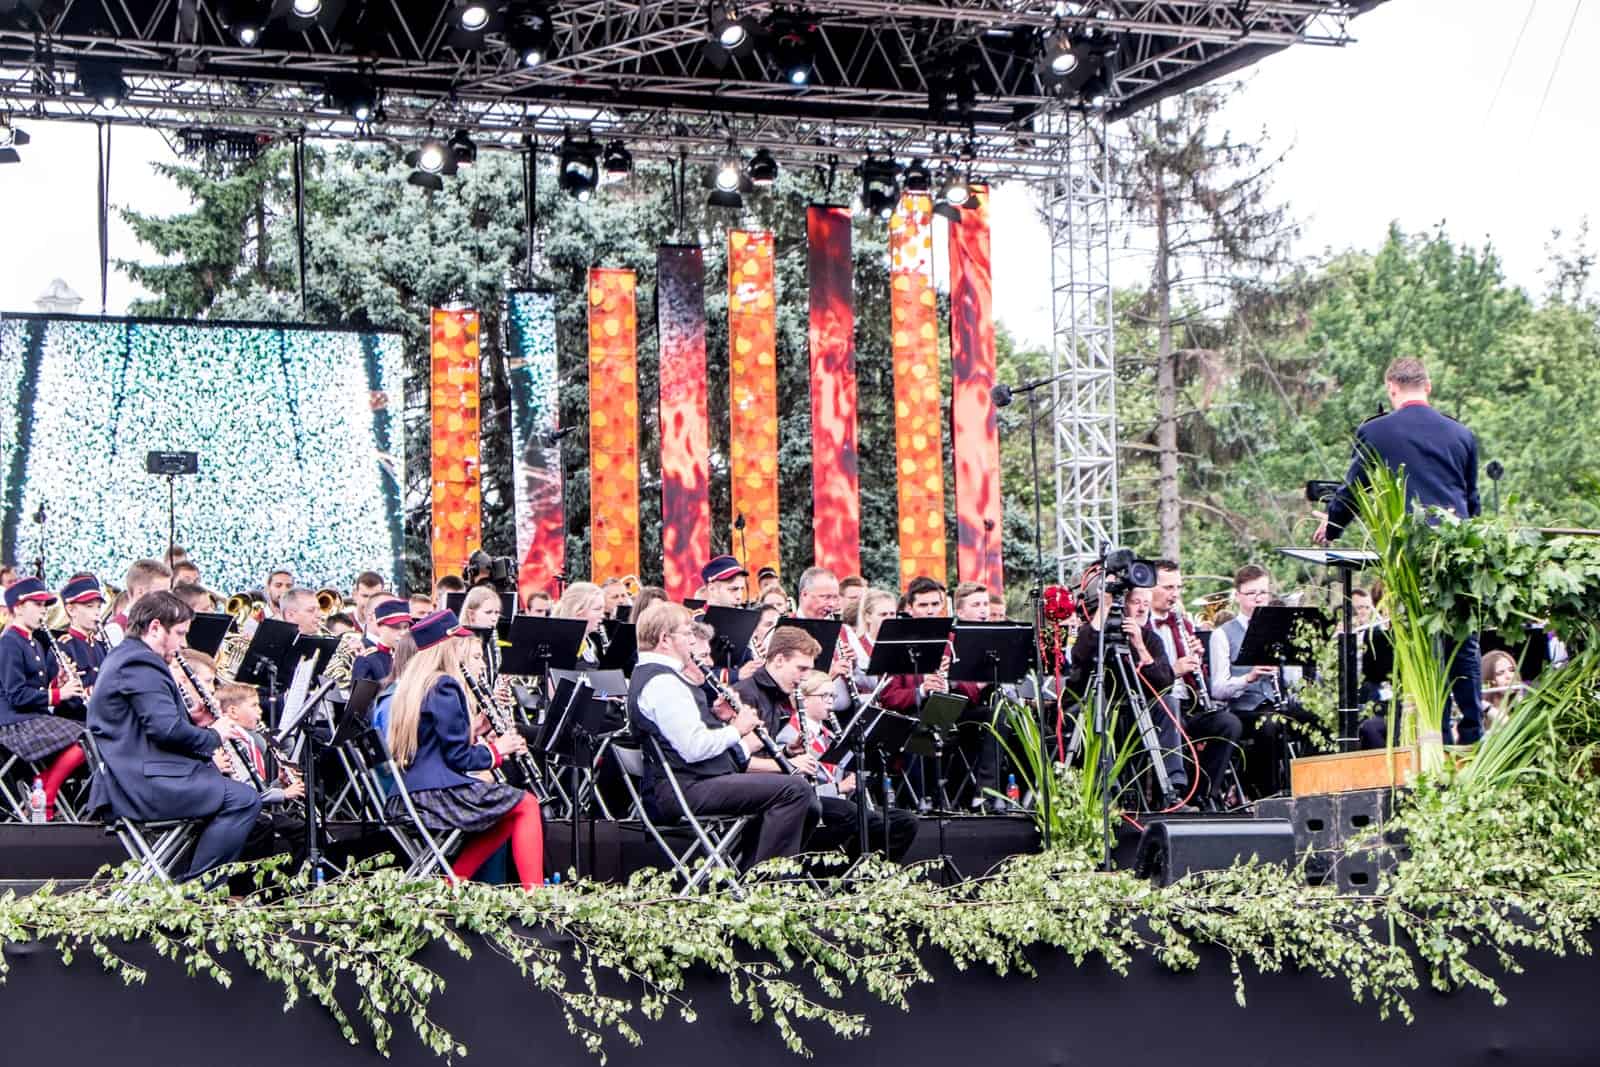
left=325, top=73, right=380, bottom=122
left=602, top=140, right=633, bottom=177
left=448, top=128, right=478, bottom=166
left=0, top=115, right=29, bottom=165
left=457, top=2, right=491, bottom=30
left=509, top=9, right=556, bottom=67
left=559, top=135, right=600, bottom=201
left=748, top=148, right=778, bottom=188
left=902, top=157, right=931, bottom=194
left=416, top=139, right=449, bottom=174
left=714, top=156, right=742, bottom=192
left=77, top=60, right=126, bottom=109
left=708, top=2, right=749, bottom=49
left=292, top=0, right=321, bottom=15
left=772, top=24, right=816, bottom=86
left=707, top=187, right=743, bottom=210
left=939, top=169, right=969, bottom=206
left=1040, top=27, right=1077, bottom=77
left=859, top=155, right=900, bottom=220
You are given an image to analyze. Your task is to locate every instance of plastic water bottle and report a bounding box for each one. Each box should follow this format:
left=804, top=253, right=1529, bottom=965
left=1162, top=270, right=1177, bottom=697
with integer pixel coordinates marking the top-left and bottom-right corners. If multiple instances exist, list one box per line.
left=1005, top=774, right=1021, bottom=806
left=28, top=776, right=47, bottom=823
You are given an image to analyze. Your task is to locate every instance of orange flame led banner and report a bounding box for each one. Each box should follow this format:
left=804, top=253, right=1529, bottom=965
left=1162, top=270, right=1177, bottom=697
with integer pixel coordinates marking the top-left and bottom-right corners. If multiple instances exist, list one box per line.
left=656, top=245, right=712, bottom=602
left=949, top=184, right=1004, bottom=592
left=807, top=206, right=861, bottom=578
left=888, top=196, right=947, bottom=589
left=587, top=268, right=640, bottom=583
left=507, top=290, right=564, bottom=595
left=430, top=307, right=482, bottom=584
left=728, top=230, right=780, bottom=578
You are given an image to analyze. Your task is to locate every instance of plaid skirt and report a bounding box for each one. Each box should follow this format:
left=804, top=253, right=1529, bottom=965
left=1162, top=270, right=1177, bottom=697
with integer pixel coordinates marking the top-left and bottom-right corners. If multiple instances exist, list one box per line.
left=387, top=778, right=521, bottom=834
left=0, top=715, right=82, bottom=762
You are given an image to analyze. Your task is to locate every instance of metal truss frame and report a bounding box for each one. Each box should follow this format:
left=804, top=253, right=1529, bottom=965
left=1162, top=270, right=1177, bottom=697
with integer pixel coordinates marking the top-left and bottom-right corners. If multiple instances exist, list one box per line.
left=0, top=0, right=1375, bottom=175
left=1046, top=106, right=1119, bottom=574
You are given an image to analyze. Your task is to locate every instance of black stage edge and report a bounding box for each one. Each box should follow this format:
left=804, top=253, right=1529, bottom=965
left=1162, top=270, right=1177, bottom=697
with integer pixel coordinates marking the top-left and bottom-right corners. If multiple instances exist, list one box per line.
left=3, top=924, right=1596, bottom=1066
left=0, top=815, right=1044, bottom=883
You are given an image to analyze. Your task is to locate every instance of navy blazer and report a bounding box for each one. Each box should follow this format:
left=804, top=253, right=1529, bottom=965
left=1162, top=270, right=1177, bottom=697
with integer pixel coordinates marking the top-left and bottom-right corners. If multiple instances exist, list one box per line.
left=86, top=638, right=227, bottom=821
left=1327, top=402, right=1480, bottom=539
left=398, top=675, right=495, bottom=793
left=0, top=626, right=59, bottom=727
left=352, top=646, right=393, bottom=685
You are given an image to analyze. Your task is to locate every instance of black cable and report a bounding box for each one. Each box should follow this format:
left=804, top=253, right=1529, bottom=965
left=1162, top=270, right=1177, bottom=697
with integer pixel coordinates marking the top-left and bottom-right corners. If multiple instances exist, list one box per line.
left=96, top=122, right=111, bottom=314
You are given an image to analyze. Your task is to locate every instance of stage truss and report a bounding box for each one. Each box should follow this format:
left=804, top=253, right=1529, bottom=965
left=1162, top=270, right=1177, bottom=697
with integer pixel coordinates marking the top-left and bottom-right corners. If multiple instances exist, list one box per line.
left=0, top=0, right=1385, bottom=562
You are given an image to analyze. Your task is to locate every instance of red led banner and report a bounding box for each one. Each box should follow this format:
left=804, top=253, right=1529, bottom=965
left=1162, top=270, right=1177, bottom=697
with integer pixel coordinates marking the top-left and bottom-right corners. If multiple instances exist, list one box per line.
left=949, top=184, right=1004, bottom=592
left=429, top=307, right=481, bottom=585
left=807, top=205, right=861, bottom=578
left=656, top=245, right=712, bottom=602
left=587, top=268, right=641, bottom=584
left=728, top=230, right=780, bottom=580
left=888, top=196, right=948, bottom=589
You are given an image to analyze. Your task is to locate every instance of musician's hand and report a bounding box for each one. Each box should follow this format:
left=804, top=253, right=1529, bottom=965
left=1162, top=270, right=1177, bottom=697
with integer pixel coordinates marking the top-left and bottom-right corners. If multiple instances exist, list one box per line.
left=283, top=779, right=306, bottom=801
left=712, top=698, right=737, bottom=723
left=920, top=673, right=947, bottom=695
left=737, top=659, right=762, bottom=680
left=494, top=731, right=528, bottom=757
left=829, top=656, right=850, bottom=679
left=1174, top=654, right=1201, bottom=676
left=732, top=703, right=761, bottom=737
left=1247, top=664, right=1279, bottom=681
left=789, top=753, right=819, bottom=777
left=211, top=719, right=244, bottom=742
left=1122, top=619, right=1146, bottom=651
left=57, top=677, right=85, bottom=701
left=211, top=747, right=235, bottom=774
left=1312, top=512, right=1330, bottom=546
left=838, top=772, right=857, bottom=795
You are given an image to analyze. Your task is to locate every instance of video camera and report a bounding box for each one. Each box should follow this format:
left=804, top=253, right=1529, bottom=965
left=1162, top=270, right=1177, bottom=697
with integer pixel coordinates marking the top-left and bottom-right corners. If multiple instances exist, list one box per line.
left=1079, top=547, right=1157, bottom=652
left=464, top=550, right=519, bottom=593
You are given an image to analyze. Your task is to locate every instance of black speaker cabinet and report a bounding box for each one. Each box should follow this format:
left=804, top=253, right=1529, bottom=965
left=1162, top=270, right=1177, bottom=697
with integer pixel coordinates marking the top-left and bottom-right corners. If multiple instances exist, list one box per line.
left=1134, top=818, right=1296, bottom=887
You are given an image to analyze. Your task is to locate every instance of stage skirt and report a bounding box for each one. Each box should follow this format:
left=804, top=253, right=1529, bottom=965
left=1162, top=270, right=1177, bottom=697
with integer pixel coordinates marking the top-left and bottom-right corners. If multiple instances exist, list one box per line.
left=0, top=715, right=82, bottom=762
left=388, top=779, right=521, bottom=834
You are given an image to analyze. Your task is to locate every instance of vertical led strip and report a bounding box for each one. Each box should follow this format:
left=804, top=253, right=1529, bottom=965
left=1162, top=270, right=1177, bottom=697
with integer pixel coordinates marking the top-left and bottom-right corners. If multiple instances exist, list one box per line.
left=806, top=205, right=862, bottom=578
left=728, top=230, right=780, bottom=579
left=656, top=245, right=712, bottom=602
left=888, top=195, right=947, bottom=589
left=429, top=307, right=482, bottom=585
left=587, top=269, right=641, bottom=584
left=949, top=183, right=1004, bottom=592
left=506, top=290, right=564, bottom=594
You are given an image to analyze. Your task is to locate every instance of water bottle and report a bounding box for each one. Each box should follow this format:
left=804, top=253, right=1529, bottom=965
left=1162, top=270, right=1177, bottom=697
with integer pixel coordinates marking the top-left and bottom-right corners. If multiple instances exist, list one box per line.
left=1005, top=774, right=1021, bottom=806
left=28, top=776, right=47, bottom=823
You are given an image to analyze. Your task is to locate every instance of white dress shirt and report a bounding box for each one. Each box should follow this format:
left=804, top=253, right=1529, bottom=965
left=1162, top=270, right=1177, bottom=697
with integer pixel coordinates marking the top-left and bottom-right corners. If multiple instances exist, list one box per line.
left=633, top=651, right=742, bottom=762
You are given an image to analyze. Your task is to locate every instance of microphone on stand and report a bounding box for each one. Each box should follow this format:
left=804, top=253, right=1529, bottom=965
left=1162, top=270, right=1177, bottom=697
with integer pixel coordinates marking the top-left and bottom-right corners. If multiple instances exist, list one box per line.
left=992, top=373, right=1065, bottom=410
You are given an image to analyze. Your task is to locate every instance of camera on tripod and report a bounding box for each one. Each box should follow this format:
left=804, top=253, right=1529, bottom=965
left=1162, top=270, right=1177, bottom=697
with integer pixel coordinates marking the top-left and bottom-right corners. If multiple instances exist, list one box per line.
left=1081, top=547, right=1157, bottom=649
left=464, top=550, right=518, bottom=593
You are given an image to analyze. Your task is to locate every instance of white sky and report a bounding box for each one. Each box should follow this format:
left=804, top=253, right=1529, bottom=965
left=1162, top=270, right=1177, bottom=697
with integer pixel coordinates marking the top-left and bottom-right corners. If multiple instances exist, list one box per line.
left=2, top=1, right=1594, bottom=341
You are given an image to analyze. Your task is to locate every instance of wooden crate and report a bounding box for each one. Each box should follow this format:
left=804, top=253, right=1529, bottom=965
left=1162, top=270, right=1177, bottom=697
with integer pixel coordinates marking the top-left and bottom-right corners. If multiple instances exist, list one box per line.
left=1290, top=748, right=1415, bottom=798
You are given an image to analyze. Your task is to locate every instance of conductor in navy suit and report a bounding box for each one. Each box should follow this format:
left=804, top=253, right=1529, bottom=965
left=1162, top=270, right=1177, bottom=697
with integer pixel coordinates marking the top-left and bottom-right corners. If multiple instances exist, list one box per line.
left=1315, top=356, right=1483, bottom=744
left=87, top=590, right=262, bottom=879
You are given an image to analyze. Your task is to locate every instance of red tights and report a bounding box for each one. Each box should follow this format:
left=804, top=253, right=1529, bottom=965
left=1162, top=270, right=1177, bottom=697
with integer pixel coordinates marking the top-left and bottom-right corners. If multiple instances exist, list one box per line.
left=41, top=743, right=85, bottom=820
left=451, top=795, right=544, bottom=889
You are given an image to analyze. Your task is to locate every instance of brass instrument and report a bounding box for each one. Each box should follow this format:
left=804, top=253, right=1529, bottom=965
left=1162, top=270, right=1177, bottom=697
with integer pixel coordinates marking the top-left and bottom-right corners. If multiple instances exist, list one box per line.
left=323, top=632, right=362, bottom=690
left=174, top=650, right=265, bottom=792
left=316, top=588, right=346, bottom=618
left=97, top=583, right=122, bottom=628
left=215, top=632, right=251, bottom=682
left=226, top=592, right=265, bottom=625
left=1193, top=590, right=1233, bottom=627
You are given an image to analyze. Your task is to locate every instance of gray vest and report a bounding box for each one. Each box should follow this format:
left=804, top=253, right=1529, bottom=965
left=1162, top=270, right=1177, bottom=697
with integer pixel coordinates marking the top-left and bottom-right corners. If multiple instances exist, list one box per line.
left=1220, top=616, right=1276, bottom=712
left=627, top=662, right=743, bottom=802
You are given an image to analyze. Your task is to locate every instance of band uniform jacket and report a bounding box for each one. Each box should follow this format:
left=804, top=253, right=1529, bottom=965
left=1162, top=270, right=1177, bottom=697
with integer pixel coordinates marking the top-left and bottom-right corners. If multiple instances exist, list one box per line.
left=86, top=638, right=227, bottom=821
left=1325, top=401, right=1479, bottom=539
left=0, top=626, right=59, bottom=726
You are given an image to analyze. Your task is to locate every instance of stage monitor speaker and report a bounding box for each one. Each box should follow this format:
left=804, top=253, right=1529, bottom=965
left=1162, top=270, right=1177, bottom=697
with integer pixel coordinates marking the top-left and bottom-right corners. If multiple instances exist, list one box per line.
left=1134, top=818, right=1295, bottom=887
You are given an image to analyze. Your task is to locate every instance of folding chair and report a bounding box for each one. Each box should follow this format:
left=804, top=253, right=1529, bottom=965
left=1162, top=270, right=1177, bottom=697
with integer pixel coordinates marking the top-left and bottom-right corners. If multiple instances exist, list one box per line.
left=79, top=731, right=202, bottom=896
left=0, top=738, right=85, bottom=822
left=613, top=738, right=749, bottom=896
left=345, top=727, right=463, bottom=884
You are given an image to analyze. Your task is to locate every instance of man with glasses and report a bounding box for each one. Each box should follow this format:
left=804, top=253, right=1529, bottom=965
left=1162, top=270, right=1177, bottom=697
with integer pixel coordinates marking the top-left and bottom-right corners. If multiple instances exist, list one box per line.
left=1208, top=565, right=1303, bottom=796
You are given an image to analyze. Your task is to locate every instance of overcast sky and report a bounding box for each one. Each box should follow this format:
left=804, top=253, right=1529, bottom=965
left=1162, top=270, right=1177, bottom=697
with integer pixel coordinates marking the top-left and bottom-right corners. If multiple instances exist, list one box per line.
left=1, top=1, right=1593, bottom=345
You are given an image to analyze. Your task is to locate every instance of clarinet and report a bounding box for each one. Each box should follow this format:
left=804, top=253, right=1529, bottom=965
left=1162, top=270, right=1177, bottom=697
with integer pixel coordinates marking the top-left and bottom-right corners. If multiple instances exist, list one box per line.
left=1178, top=610, right=1217, bottom=714
left=692, top=656, right=800, bottom=776
left=35, top=628, right=83, bottom=710
left=173, top=650, right=265, bottom=792
left=464, top=670, right=541, bottom=787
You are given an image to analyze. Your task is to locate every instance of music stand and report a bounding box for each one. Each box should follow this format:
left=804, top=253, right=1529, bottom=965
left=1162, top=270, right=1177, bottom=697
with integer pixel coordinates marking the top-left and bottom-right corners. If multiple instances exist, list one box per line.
left=948, top=622, right=1035, bottom=686
left=918, top=692, right=968, bottom=882
left=1278, top=547, right=1378, bottom=749
left=273, top=675, right=340, bottom=884
left=233, top=619, right=299, bottom=728
left=704, top=606, right=760, bottom=672
left=186, top=612, right=233, bottom=658
left=542, top=673, right=625, bottom=878
left=290, top=633, right=341, bottom=684
left=502, top=616, right=586, bottom=678
left=821, top=704, right=919, bottom=858
left=864, top=617, right=951, bottom=679
left=1235, top=605, right=1330, bottom=791
left=776, top=616, right=842, bottom=672
left=597, top=619, right=636, bottom=672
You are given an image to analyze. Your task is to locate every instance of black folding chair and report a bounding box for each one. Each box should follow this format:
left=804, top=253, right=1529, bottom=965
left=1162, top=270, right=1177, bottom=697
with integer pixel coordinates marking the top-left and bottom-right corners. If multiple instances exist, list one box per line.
left=613, top=739, right=749, bottom=896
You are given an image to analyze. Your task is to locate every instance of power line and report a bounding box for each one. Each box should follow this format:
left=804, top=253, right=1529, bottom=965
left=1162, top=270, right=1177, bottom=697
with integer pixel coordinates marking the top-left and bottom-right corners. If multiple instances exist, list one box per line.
left=1485, top=0, right=1537, bottom=120
left=1534, top=1, right=1583, bottom=128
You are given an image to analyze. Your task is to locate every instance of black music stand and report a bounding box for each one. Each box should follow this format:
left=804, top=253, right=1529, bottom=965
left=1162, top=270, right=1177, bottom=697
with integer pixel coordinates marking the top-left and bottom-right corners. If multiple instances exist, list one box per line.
left=542, top=673, right=625, bottom=878
left=1235, top=605, right=1330, bottom=791
left=502, top=616, right=586, bottom=679
left=776, top=616, right=842, bottom=673
left=704, top=606, right=760, bottom=672
left=234, top=619, right=299, bottom=728
left=821, top=704, right=919, bottom=858
left=185, top=612, right=233, bottom=658
left=1278, top=547, right=1378, bottom=749
left=291, top=633, right=341, bottom=684
left=598, top=619, right=637, bottom=672
left=948, top=622, right=1035, bottom=687
left=917, top=693, right=968, bottom=883
left=866, top=617, right=951, bottom=679
left=274, top=675, right=340, bottom=884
